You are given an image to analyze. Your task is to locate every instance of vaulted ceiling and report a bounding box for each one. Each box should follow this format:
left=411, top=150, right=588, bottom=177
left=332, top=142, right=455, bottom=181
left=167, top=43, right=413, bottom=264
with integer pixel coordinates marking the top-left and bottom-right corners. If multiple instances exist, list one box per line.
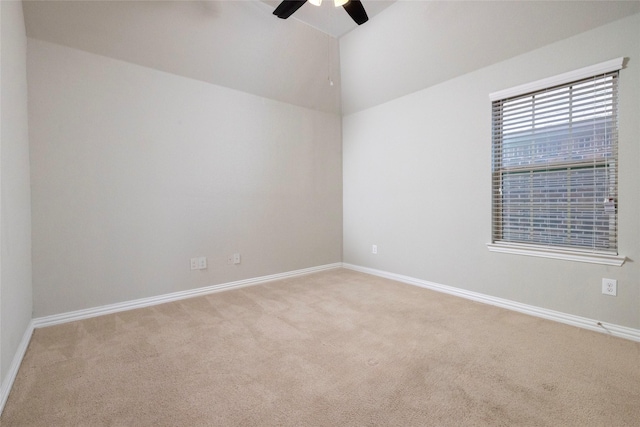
left=339, top=1, right=640, bottom=113
left=260, top=0, right=397, bottom=38
left=22, top=1, right=640, bottom=115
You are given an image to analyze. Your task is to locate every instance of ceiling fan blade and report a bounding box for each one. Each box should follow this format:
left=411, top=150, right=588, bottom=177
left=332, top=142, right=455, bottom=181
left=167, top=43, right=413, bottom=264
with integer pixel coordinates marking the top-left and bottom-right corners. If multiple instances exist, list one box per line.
left=273, top=0, right=308, bottom=19
left=343, top=0, right=368, bottom=25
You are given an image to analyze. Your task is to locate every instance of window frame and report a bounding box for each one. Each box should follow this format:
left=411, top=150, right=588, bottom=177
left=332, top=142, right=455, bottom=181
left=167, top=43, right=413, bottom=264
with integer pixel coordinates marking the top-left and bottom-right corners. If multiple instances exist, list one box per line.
left=487, top=58, right=626, bottom=266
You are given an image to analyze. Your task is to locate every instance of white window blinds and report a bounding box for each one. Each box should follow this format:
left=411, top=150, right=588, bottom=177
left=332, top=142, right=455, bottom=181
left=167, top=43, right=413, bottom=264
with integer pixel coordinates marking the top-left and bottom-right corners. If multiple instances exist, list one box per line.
left=491, top=69, right=619, bottom=254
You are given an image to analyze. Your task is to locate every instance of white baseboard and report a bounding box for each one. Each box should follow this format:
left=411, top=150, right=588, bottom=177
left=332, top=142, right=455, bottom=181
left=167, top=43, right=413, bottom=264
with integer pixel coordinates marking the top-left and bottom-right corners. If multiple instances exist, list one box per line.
left=33, top=263, right=342, bottom=329
left=0, top=320, right=35, bottom=415
left=5, top=260, right=636, bottom=417
left=343, top=263, right=640, bottom=343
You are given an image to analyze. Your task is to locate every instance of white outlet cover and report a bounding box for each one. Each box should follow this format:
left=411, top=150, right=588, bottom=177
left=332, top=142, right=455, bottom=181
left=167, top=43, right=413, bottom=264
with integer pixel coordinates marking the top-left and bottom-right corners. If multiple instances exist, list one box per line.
left=198, top=257, right=207, bottom=269
left=602, top=278, right=617, bottom=296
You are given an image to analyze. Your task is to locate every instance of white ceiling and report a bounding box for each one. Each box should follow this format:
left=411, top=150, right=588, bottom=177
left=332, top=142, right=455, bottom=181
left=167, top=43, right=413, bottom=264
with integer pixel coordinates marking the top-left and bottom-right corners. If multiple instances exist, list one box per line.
left=22, top=1, right=640, bottom=116
left=23, top=0, right=346, bottom=114
left=339, top=1, right=640, bottom=114
left=259, top=0, right=396, bottom=38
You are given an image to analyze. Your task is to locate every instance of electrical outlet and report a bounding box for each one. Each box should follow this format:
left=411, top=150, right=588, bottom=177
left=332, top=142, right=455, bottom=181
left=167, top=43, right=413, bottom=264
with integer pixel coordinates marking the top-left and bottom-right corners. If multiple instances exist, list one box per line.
left=602, top=278, right=617, bottom=296
left=191, top=257, right=207, bottom=270
left=233, top=253, right=241, bottom=265
left=198, top=257, right=207, bottom=269
left=372, top=245, right=377, bottom=254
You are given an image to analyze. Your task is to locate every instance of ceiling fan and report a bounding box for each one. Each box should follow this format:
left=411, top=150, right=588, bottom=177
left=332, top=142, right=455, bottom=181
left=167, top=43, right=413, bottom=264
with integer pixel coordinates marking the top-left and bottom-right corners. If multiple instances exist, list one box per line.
left=273, top=0, right=369, bottom=26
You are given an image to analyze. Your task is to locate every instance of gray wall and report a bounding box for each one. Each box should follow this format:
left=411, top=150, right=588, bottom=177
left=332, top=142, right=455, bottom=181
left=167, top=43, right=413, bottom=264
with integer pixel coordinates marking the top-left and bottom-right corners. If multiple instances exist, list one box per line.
left=343, top=14, right=640, bottom=329
left=1, top=0, right=33, bottom=382
left=28, top=39, right=343, bottom=317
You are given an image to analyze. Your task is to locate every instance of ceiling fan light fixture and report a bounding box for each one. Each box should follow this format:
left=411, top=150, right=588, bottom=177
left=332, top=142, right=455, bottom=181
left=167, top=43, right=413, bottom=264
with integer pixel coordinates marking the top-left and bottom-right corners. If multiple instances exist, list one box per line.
left=272, top=0, right=366, bottom=25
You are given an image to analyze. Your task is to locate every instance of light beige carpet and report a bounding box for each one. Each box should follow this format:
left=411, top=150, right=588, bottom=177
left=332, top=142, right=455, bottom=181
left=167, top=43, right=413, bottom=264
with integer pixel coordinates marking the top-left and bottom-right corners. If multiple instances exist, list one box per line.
left=2, top=268, right=639, bottom=426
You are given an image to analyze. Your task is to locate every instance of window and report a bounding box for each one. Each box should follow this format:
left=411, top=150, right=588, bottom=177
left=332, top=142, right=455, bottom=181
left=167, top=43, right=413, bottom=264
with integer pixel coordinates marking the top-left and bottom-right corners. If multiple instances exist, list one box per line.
left=488, top=59, right=625, bottom=266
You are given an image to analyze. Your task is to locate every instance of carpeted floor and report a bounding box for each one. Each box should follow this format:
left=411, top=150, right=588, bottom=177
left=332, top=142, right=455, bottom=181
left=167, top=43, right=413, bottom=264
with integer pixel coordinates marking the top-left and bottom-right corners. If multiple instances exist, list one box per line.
left=2, top=268, right=639, bottom=426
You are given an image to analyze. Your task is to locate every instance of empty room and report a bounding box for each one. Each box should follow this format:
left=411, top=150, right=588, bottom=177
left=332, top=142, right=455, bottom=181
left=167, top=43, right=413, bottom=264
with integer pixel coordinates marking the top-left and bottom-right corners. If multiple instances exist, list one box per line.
left=1, top=0, right=639, bottom=425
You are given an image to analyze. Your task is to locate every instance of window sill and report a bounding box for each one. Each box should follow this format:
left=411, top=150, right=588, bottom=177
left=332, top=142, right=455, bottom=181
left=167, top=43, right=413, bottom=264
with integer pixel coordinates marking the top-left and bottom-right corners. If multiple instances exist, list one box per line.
left=486, top=243, right=626, bottom=266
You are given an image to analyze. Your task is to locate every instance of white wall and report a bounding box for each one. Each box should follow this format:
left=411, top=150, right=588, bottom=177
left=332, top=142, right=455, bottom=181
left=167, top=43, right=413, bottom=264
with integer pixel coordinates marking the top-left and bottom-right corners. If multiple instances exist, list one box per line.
left=28, top=39, right=342, bottom=317
left=343, top=14, right=640, bottom=329
left=0, top=0, right=33, bottom=382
